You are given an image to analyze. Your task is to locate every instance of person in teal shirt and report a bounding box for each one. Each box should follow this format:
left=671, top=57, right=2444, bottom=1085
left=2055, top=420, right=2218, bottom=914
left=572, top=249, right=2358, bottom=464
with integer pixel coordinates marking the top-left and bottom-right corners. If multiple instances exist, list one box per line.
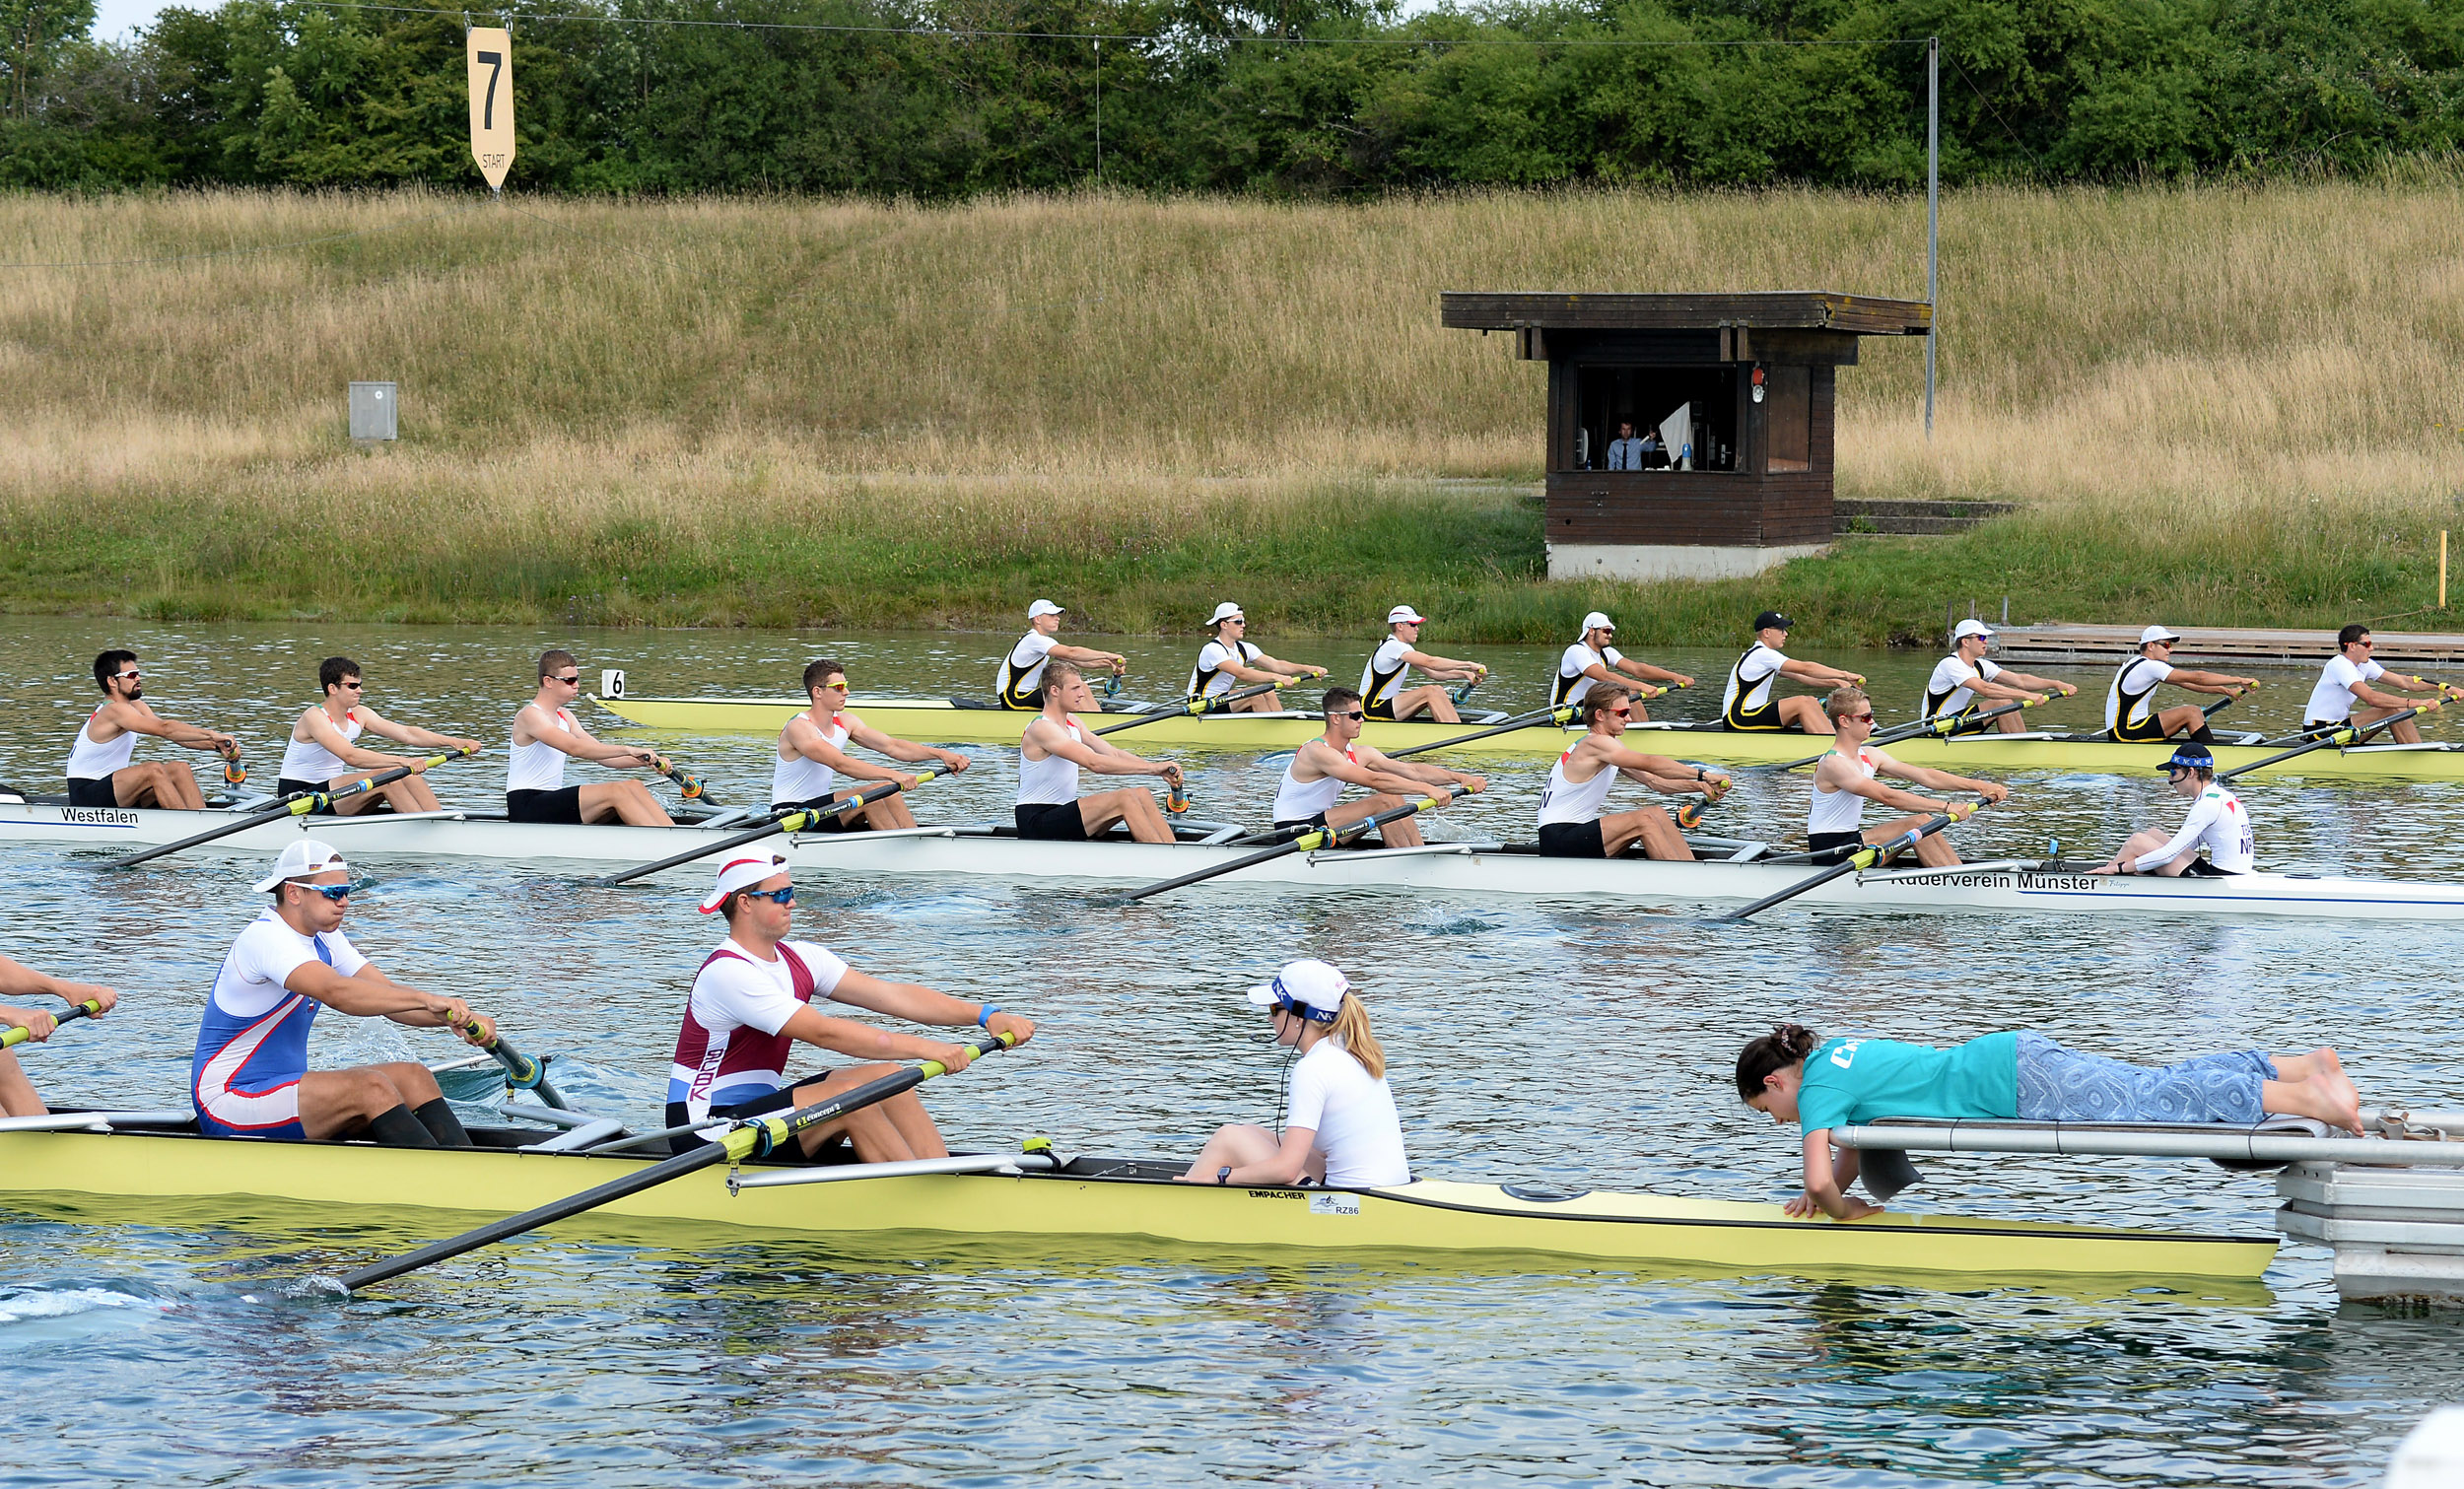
left=1734, top=1024, right=2364, bottom=1222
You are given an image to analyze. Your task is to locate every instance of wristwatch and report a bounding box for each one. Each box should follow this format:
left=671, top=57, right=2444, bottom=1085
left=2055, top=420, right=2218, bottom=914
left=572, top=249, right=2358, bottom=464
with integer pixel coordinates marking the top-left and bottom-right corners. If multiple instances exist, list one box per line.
left=1217, top=1166, right=1233, bottom=1185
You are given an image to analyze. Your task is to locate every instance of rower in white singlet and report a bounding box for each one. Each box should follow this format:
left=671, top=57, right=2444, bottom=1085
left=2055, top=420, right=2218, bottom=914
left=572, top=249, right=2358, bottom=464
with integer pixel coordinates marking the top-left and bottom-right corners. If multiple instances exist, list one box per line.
left=2091, top=742, right=2255, bottom=877
left=774, top=658, right=971, bottom=831
left=995, top=600, right=1127, bottom=710
left=1186, top=601, right=1326, bottom=713
left=1550, top=611, right=1689, bottom=720
left=1534, top=686, right=1725, bottom=860
left=2103, top=626, right=2257, bottom=743
left=1013, top=661, right=1183, bottom=843
left=274, top=655, right=479, bottom=816
left=2300, top=624, right=2444, bottom=743
left=1918, top=621, right=2072, bottom=733
left=506, top=648, right=673, bottom=826
left=1805, top=686, right=2006, bottom=868
left=63, top=647, right=240, bottom=811
left=1358, top=605, right=1484, bottom=723
left=1272, top=686, right=1481, bottom=848
left=1720, top=612, right=1862, bottom=733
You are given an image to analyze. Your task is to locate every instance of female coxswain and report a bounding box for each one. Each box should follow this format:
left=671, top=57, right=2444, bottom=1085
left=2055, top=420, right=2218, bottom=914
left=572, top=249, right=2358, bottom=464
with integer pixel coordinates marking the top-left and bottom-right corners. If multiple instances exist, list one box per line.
left=1178, top=959, right=1408, bottom=1188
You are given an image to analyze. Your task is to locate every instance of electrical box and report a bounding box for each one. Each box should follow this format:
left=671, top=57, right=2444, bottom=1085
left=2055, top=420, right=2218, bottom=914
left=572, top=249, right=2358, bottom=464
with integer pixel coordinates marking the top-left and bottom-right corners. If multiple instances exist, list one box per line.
left=350, top=381, right=398, bottom=441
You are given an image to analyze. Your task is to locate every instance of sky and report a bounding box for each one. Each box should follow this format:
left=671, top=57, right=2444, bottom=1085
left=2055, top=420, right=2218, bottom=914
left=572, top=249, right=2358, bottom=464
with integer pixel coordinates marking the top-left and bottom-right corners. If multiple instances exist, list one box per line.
left=95, top=0, right=167, bottom=41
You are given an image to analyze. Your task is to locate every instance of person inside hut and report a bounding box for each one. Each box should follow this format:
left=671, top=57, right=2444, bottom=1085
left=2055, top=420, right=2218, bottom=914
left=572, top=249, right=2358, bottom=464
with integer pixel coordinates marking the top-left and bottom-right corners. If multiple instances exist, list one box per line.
left=1606, top=421, right=1647, bottom=471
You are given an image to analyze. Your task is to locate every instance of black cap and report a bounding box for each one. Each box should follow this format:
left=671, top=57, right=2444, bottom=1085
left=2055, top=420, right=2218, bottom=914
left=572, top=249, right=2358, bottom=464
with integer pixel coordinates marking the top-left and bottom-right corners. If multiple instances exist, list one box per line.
left=1753, top=611, right=1792, bottom=633
left=2164, top=741, right=2215, bottom=772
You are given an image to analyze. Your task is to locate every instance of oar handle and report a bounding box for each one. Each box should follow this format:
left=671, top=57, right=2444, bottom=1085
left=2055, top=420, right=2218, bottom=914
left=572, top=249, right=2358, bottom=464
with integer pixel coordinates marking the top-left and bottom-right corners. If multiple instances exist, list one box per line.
left=721, top=1030, right=1018, bottom=1162
left=0, top=999, right=102, bottom=1050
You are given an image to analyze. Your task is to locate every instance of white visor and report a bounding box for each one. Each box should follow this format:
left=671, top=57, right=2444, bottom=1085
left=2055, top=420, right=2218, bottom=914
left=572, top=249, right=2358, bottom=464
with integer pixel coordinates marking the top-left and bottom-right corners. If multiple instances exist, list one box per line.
left=1387, top=605, right=1426, bottom=626
left=252, top=839, right=350, bottom=894
left=700, top=853, right=788, bottom=914
left=1209, top=601, right=1245, bottom=625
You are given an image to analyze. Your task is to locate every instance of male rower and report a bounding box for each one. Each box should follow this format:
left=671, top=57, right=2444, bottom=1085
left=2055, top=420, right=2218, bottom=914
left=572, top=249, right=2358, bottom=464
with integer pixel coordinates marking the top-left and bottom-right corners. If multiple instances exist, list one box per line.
left=1016, top=662, right=1185, bottom=843
left=508, top=649, right=675, bottom=826
left=2106, top=626, right=2259, bottom=743
left=65, top=648, right=241, bottom=810
left=2303, top=624, right=2445, bottom=744
left=1187, top=602, right=1327, bottom=713
left=670, top=854, right=1035, bottom=1160
left=1807, top=687, right=2008, bottom=868
left=1551, top=611, right=1691, bottom=721
left=0, top=956, right=119, bottom=1117
left=1920, top=620, right=2076, bottom=732
left=276, top=656, right=483, bottom=815
left=1721, top=612, right=1864, bottom=733
left=2089, top=742, right=2253, bottom=878
left=1271, top=686, right=1484, bottom=848
left=997, top=599, right=1127, bottom=710
left=1361, top=605, right=1486, bottom=723
left=1536, top=686, right=1729, bottom=861
left=192, top=840, right=495, bottom=1145
left=776, top=659, right=972, bottom=831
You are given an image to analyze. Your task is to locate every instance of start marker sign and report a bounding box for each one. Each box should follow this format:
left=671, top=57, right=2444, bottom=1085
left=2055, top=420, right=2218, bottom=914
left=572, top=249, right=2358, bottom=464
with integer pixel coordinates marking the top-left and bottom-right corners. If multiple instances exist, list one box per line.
left=466, top=28, right=514, bottom=191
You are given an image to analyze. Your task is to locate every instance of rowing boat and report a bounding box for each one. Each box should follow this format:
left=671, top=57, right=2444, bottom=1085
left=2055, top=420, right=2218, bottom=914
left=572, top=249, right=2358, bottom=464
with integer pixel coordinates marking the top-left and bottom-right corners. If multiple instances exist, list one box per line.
left=0, top=1118, right=2276, bottom=1281
left=586, top=695, right=2464, bottom=780
left=11, top=799, right=2461, bottom=919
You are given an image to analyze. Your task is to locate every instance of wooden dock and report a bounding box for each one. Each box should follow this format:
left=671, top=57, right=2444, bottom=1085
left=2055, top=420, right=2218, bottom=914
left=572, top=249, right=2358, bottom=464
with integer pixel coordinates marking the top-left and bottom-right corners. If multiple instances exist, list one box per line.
left=1993, top=623, right=2464, bottom=667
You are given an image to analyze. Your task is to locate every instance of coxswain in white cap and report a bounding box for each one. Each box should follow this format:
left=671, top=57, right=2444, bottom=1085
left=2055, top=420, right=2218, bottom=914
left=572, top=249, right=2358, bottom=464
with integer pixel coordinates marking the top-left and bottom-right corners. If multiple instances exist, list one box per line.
left=667, top=854, right=1036, bottom=1160
left=1360, top=605, right=1486, bottom=723
left=1720, top=612, right=1864, bottom=733
left=1919, top=620, right=2075, bottom=733
left=2104, top=627, right=2258, bottom=743
left=1186, top=602, right=1327, bottom=713
left=1551, top=610, right=1693, bottom=718
left=996, top=600, right=1127, bottom=710
left=1177, top=960, right=1409, bottom=1189
left=0, top=956, right=119, bottom=1118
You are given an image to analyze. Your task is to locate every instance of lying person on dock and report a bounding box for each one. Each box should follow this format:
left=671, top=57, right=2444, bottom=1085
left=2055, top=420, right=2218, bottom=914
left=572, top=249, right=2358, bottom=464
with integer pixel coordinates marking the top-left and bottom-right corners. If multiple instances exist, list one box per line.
left=1736, top=1022, right=2365, bottom=1222
left=2089, top=742, right=2251, bottom=877
left=1536, top=686, right=1727, bottom=861
left=1808, top=686, right=2007, bottom=867
left=1178, top=959, right=1408, bottom=1189
left=1272, top=686, right=1483, bottom=848
left=0, top=956, right=119, bottom=1117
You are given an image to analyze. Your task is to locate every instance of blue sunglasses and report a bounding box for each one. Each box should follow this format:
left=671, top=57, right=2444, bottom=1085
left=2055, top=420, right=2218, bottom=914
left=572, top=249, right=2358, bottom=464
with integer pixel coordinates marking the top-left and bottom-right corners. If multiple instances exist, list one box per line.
left=738, top=886, right=795, bottom=907
left=297, top=881, right=356, bottom=902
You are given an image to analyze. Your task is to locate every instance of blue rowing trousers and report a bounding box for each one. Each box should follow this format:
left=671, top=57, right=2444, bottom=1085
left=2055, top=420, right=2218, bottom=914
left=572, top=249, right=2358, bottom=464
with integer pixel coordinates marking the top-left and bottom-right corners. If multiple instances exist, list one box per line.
left=2015, top=1034, right=2273, bottom=1124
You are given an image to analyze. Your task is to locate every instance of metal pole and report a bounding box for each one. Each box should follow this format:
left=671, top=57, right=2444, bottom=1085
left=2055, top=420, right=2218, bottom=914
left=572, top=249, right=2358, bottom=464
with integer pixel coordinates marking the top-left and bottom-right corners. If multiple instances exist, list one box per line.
left=1925, top=35, right=1940, bottom=438
left=1094, top=37, right=1102, bottom=187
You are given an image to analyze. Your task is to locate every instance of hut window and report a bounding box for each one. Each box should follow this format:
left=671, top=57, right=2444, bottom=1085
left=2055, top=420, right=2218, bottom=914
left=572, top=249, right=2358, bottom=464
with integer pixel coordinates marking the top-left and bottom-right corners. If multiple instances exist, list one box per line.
left=1766, top=366, right=1811, bottom=473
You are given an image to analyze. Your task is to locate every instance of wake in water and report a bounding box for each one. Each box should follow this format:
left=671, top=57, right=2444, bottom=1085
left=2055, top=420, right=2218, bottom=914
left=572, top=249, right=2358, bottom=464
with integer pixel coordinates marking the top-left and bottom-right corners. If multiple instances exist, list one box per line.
left=0, top=1284, right=171, bottom=1325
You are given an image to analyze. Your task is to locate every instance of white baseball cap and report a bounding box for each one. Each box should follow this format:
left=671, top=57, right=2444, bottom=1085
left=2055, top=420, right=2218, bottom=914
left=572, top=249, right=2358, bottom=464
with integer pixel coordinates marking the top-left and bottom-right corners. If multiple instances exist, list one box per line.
left=1208, top=601, right=1245, bottom=625
left=699, top=852, right=788, bottom=914
left=252, top=839, right=350, bottom=893
left=1027, top=599, right=1064, bottom=620
left=1245, top=958, right=1350, bottom=1022
left=1952, top=619, right=1996, bottom=641
left=1580, top=611, right=1615, bottom=636
left=1387, top=605, right=1427, bottom=626
left=2140, top=624, right=2182, bottom=644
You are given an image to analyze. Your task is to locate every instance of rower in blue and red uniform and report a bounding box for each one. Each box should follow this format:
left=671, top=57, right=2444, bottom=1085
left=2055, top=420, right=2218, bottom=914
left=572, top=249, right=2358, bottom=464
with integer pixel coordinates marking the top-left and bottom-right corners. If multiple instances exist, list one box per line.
left=191, top=839, right=495, bottom=1145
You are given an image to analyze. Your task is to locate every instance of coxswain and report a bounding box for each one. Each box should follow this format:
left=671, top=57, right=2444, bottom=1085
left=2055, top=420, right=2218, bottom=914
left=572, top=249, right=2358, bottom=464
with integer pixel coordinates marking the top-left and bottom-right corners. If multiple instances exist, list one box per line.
left=1807, top=687, right=2007, bottom=867
left=1360, top=605, right=1486, bottom=723
left=1177, top=960, right=1408, bottom=1188
left=996, top=599, right=1127, bottom=710
left=1536, top=686, right=1729, bottom=861
left=64, top=648, right=241, bottom=810
left=191, top=841, right=495, bottom=1144
left=669, top=854, right=1035, bottom=1159
left=2303, top=624, right=2446, bottom=744
left=0, top=956, right=119, bottom=1117
left=1187, top=602, right=1327, bottom=713
left=1015, top=662, right=1185, bottom=843
left=2088, top=742, right=2252, bottom=877
left=508, top=649, right=675, bottom=826
left=1271, top=686, right=1484, bottom=848
left=1551, top=611, right=1691, bottom=721
left=1920, top=620, right=2076, bottom=732
left=775, top=660, right=972, bottom=830
left=2105, top=626, right=2258, bottom=743
left=1738, top=1022, right=2362, bottom=1220
left=1720, top=613, right=1864, bottom=733
left=275, top=656, right=482, bottom=815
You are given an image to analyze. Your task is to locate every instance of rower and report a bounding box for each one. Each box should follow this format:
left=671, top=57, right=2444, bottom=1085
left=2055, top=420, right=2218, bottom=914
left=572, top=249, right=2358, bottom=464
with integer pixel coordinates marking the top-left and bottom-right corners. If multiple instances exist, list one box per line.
left=1552, top=610, right=1691, bottom=721
left=1720, top=612, right=1863, bottom=733
left=1737, top=1021, right=2363, bottom=1221
left=670, top=854, right=1035, bottom=1160
left=508, top=649, right=675, bottom=826
left=2105, top=626, right=2258, bottom=743
left=191, top=840, right=495, bottom=1144
left=1272, top=686, right=1484, bottom=849
left=1177, top=959, right=1408, bottom=1188
left=996, top=599, right=1127, bottom=710
left=276, top=656, right=483, bottom=815
left=1187, top=601, right=1327, bottom=713
left=1807, top=687, right=2007, bottom=867
left=2088, top=742, right=2252, bottom=878
left=1536, top=686, right=1728, bottom=861
left=2304, top=624, right=2445, bottom=744
left=1921, top=620, right=2075, bottom=732
left=65, top=648, right=241, bottom=810
left=775, top=659, right=972, bottom=831
left=0, top=956, right=118, bottom=1117
left=1361, top=605, right=1486, bottom=723
left=1015, top=662, right=1185, bottom=844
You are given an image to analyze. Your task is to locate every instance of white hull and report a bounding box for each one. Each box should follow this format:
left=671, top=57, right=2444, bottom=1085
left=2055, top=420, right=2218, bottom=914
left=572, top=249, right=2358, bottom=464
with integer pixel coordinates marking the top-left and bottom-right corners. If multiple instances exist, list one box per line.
left=8, top=801, right=2464, bottom=920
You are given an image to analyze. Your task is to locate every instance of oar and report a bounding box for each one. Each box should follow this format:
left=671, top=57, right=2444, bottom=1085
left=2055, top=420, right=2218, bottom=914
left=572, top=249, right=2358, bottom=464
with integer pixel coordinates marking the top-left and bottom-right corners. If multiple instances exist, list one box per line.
left=591, top=765, right=952, bottom=888
left=1718, top=803, right=1981, bottom=921
left=2219, top=703, right=2438, bottom=782
left=477, top=1029, right=569, bottom=1110
left=1094, top=680, right=1284, bottom=736
left=1749, top=695, right=2054, bottom=775
left=1113, top=783, right=1466, bottom=904
left=0, top=998, right=103, bottom=1050
left=107, top=746, right=479, bottom=869
left=650, top=752, right=719, bottom=806
left=336, top=1031, right=1017, bottom=1292
left=2085, top=690, right=2245, bottom=744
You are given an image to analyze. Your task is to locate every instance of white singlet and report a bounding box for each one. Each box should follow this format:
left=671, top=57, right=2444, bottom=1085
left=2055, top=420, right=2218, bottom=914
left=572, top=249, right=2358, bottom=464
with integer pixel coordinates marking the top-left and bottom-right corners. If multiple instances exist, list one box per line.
left=1187, top=640, right=1263, bottom=700
left=506, top=707, right=577, bottom=793
left=773, top=711, right=852, bottom=804
left=1273, top=742, right=1355, bottom=822
left=1722, top=643, right=1788, bottom=726
left=1017, top=720, right=1082, bottom=805
left=279, top=710, right=364, bottom=783
left=1360, top=637, right=1412, bottom=712
left=1922, top=655, right=2003, bottom=718
left=1807, top=746, right=1881, bottom=838
left=1537, top=745, right=1618, bottom=827
left=2134, top=784, right=2254, bottom=873
left=1552, top=642, right=1628, bottom=709
left=1287, top=1037, right=1410, bottom=1187
left=996, top=632, right=1059, bottom=708
left=2304, top=654, right=2385, bottom=724
left=64, top=708, right=136, bottom=781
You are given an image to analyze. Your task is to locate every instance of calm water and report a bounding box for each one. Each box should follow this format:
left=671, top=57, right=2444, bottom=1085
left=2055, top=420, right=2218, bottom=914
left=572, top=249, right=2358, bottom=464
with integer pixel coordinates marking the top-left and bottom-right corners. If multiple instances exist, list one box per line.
left=2, top=617, right=2460, bottom=1486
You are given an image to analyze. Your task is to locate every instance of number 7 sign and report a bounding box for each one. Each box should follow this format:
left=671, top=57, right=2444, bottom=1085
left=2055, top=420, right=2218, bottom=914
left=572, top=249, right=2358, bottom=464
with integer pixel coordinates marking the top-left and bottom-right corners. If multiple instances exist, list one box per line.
left=466, top=28, right=514, bottom=190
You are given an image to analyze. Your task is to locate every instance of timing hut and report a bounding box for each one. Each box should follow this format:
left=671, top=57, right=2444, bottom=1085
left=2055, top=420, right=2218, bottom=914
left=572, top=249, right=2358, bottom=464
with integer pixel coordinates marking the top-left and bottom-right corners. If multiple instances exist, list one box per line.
left=1441, top=292, right=1932, bottom=580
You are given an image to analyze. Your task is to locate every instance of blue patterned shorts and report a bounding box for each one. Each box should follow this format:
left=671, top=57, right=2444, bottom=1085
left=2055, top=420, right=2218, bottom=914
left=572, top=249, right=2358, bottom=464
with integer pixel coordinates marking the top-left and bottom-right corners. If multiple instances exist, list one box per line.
left=2015, top=1033, right=2273, bottom=1124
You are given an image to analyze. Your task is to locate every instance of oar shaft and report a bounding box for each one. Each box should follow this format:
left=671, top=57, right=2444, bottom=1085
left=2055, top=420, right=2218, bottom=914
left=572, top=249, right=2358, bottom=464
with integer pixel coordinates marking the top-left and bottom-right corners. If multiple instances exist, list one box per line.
left=1093, top=681, right=1282, bottom=736
left=1754, top=696, right=2039, bottom=775
left=1381, top=707, right=1571, bottom=763
left=108, top=748, right=475, bottom=869
left=2218, top=707, right=2427, bottom=781
left=0, top=1000, right=101, bottom=1050
left=1116, top=785, right=1461, bottom=903
left=594, top=767, right=947, bottom=888
left=1721, top=811, right=1960, bottom=921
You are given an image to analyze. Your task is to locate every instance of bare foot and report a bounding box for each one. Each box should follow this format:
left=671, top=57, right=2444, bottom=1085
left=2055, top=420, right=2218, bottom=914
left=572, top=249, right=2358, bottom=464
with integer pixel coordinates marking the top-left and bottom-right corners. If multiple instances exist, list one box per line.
left=2311, top=1047, right=2362, bottom=1132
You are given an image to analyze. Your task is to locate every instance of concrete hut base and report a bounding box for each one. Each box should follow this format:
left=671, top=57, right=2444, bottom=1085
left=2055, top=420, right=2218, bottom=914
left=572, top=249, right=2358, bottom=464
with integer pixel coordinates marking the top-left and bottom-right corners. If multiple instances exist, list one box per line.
left=1546, top=542, right=1830, bottom=582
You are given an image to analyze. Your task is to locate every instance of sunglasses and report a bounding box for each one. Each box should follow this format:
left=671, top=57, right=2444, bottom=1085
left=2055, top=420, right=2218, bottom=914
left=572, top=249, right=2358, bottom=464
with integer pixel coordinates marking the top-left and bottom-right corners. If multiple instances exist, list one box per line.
left=1844, top=712, right=1877, bottom=724
left=112, top=669, right=142, bottom=680
left=1330, top=710, right=1365, bottom=721
left=296, top=881, right=354, bottom=902
left=550, top=673, right=582, bottom=685
left=818, top=679, right=850, bottom=691
left=2357, top=640, right=2375, bottom=647
left=738, top=886, right=795, bottom=906
left=1609, top=706, right=1633, bottom=717
left=339, top=680, right=364, bottom=691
